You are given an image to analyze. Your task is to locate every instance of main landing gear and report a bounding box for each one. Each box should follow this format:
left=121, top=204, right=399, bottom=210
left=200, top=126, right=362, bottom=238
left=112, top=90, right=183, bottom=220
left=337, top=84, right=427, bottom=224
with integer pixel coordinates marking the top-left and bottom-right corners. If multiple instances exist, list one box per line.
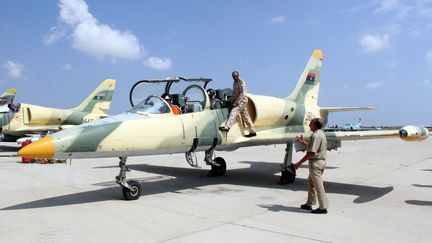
left=185, top=138, right=226, bottom=177
left=279, top=141, right=296, bottom=185
left=186, top=148, right=226, bottom=176
left=116, top=157, right=141, bottom=200
left=205, top=148, right=226, bottom=177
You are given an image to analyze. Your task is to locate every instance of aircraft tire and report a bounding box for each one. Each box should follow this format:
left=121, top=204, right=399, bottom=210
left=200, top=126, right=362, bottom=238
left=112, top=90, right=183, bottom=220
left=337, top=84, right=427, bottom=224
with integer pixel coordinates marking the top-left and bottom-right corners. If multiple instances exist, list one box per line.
left=122, top=180, right=141, bottom=200
left=210, top=157, right=226, bottom=176
left=279, top=165, right=296, bottom=185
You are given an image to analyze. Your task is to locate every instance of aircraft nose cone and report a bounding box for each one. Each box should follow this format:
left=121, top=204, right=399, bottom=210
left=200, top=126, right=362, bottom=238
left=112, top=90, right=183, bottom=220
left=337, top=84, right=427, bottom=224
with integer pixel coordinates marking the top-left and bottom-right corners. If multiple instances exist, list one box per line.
left=18, top=136, right=55, bottom=159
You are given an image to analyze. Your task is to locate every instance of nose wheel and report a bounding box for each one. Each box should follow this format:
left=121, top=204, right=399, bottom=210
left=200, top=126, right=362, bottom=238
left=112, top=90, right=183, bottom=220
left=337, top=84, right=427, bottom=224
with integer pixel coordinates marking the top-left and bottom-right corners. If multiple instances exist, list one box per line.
left=116, top=157, right=141, bottom=200
left=122, top=180, right=141, bottom=200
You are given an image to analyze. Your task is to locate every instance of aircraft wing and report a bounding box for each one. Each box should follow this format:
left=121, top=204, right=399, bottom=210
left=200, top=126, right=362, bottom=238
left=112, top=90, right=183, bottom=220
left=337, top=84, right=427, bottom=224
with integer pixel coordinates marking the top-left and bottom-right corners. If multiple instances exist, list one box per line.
left=229, top=128, right=405, bottom=152
left=325, top=129, right=399, bottom=141
left=242, top=126, right=426, bottom=153
left=9, top=125, right=74, bottom=136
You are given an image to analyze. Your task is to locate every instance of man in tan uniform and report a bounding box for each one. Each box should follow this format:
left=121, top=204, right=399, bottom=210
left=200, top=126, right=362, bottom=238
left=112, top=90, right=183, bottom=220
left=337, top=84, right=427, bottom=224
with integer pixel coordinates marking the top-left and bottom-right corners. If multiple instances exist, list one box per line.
left=219, top=71, right=256, bottom=137
left=294, top=118, right=329, bottom=214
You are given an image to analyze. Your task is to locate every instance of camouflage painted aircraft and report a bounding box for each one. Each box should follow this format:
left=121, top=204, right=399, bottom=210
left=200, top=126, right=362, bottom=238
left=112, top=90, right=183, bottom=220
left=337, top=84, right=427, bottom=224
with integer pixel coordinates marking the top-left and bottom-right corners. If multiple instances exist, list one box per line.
left=18, top=50, right=430, bottom=200
left=0, top=88, right=18, bottom=113
left=1, top=79, right=116, bottom=141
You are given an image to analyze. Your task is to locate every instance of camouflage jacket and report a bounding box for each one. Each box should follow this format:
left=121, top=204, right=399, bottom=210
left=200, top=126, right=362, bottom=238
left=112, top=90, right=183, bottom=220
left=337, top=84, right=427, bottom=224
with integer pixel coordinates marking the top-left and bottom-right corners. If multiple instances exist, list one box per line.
left=230, top=79, right=248, bottom=106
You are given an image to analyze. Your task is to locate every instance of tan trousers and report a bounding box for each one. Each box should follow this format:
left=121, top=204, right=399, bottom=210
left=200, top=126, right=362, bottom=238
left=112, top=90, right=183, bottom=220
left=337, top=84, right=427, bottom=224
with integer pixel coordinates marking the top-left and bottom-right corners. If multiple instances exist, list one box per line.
left=224, top=103, right=256, bottom=133
left=306, top=159, right=329, bottom=209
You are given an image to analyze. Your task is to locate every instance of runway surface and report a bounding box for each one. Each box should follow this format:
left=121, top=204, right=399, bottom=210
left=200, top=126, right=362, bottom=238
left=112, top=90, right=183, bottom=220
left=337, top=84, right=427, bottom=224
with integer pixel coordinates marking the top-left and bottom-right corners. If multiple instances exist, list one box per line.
left=0, top=138, right=431, bottom=242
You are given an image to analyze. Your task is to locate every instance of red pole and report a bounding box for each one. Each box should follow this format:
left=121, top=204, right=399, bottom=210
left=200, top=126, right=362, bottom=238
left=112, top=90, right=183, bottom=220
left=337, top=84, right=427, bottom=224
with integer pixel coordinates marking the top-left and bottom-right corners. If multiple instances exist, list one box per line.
left=21, top=140, right=31, bottom=163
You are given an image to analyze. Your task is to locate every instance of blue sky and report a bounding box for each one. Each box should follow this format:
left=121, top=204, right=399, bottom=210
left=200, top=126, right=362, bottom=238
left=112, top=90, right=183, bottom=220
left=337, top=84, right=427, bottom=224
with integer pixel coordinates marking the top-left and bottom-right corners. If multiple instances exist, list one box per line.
left=1, top=0, right=431, bottom=126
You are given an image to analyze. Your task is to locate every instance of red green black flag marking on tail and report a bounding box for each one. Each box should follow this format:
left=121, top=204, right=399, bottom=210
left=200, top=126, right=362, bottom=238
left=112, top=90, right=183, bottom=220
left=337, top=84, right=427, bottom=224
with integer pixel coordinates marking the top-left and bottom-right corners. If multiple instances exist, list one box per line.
left=93, top=92, right=105, bottom=100
left=305, top=73, right=316, bottom=84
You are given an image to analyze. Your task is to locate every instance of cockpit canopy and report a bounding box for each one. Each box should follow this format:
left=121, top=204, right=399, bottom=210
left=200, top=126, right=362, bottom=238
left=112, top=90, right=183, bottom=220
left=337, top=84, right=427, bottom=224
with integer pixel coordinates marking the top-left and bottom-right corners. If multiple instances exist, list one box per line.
left=129, top=77, right=213, bottom=114
left=131, top=95, right=171, bottom=114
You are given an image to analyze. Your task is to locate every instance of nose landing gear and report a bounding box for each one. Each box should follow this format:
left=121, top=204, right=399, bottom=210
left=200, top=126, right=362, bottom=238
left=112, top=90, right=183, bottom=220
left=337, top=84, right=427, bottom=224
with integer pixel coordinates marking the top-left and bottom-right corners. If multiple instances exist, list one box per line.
left=116, top=157, right=141, bottom=200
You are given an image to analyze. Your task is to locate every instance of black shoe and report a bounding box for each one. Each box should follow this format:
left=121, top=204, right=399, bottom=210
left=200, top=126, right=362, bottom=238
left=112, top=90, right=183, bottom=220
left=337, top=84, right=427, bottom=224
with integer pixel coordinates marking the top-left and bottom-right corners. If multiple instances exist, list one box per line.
left=219, top=127, right=230, bottom=132
left=311, top=208, right=327, bottom=214
left=245, top=132, right=256, bottom=138
left=300, top=204, right=312, bottom=210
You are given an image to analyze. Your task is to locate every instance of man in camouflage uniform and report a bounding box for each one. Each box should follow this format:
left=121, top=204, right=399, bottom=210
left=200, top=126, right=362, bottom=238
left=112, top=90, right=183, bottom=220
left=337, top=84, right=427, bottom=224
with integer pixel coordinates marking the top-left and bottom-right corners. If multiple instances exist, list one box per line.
left=219, top=71, right=256, bottom=137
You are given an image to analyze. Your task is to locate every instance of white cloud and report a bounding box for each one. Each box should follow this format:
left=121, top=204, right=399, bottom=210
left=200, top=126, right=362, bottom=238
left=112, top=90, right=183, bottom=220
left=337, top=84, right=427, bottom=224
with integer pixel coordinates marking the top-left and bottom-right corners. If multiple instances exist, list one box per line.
left=368, top=0, right=432, bottom=39
left=270, top=16, right=286, bottom=24
left=3, top=61, right=24, bottom=79
left=426, top=49, right=432, bottom=66
left=414, top=0, right=432, bottom=17
left=366, top=82, right=383, bottom=89
left=62, top=64, right=72, bottom=71
left=359, top=34, right=391, bottom=53
left=374, top=0, right=411, bottom=17
left=144, top=57, right=172, bottom=70
left=423, top=79, right=431, bottom=86
left=71, top=21, right=144, bottom=60
left=44, top=26, right=66, bottom=45
left=341, top=4, right=372, bottom=14
left=46, top=0, right=144, bottom=60
left=59, top=0, right=94, bottom=25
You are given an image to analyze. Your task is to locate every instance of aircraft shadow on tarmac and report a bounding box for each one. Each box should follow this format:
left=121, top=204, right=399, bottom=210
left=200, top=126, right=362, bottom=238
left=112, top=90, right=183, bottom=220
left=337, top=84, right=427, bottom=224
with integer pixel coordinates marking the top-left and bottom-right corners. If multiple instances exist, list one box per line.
left=412, top=184, right=432, bottom=188
left=1, top=161, right=393, bottom=210
left=405, top=183, right=432, bottom=206
left=405, top=200, right=432, bottom=206
left=0, top=145, right=19, bottom=152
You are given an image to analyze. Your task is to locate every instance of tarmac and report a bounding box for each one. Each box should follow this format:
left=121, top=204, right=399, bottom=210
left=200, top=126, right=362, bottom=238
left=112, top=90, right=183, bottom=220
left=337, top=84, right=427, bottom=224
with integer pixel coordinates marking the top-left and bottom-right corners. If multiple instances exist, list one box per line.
left=0, top=138, right=431, bottom=243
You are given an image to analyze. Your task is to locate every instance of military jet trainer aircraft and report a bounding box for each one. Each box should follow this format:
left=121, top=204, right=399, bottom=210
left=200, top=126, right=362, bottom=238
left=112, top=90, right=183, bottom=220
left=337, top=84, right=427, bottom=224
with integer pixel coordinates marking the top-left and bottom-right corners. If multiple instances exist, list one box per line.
left=0, top=88, right=18, bottom=113
left=1, top=79, right=116, bottom=141
left=19, top=50, right=430, bottom=200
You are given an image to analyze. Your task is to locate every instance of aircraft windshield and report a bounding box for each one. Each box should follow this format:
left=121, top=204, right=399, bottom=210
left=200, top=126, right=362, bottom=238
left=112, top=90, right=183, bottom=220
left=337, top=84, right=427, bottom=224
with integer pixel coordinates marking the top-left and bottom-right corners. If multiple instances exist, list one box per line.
left=130, top=95, right=171, bottom=114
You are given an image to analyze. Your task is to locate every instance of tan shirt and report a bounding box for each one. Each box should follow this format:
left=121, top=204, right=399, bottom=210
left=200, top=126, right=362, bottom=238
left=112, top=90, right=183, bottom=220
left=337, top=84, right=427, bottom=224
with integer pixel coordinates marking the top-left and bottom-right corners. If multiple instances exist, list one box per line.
left=308, top=129, right=327, bottom=161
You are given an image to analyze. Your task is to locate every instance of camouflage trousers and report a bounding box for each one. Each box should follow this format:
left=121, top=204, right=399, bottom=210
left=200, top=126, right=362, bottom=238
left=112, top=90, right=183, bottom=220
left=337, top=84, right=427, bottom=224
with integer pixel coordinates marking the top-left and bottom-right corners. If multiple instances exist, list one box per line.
left=224, top=103, right=256, bottom=133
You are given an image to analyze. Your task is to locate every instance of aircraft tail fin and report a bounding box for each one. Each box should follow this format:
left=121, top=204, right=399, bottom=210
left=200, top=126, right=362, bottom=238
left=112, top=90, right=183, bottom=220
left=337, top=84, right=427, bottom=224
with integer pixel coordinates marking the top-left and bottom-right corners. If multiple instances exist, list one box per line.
left=0, top=88, right=18, bottom=104
left=73, top=79, right=116, bottom=116
left=287, top=50, right=323, bottom=107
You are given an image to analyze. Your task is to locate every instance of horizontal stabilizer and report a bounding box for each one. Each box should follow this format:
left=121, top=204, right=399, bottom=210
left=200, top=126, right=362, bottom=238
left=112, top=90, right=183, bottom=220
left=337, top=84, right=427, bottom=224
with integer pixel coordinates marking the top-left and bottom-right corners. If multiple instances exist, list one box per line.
left=319, top=107, right=374, bottom=127
left=320, top=107, right=374, bottom=113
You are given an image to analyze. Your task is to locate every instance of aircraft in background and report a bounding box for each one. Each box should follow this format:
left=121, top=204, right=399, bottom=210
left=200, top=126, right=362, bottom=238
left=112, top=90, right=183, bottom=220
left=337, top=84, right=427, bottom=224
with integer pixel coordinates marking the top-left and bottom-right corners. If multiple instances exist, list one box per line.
left=0, top=88, right=18, bottom=113
left=1, top=79, right=116, bottom=142
left=343, top=118, right=362, bottom=131
left=19, top=50, right=430, bottom=200
left=326, top=118, right=383, bottom=132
